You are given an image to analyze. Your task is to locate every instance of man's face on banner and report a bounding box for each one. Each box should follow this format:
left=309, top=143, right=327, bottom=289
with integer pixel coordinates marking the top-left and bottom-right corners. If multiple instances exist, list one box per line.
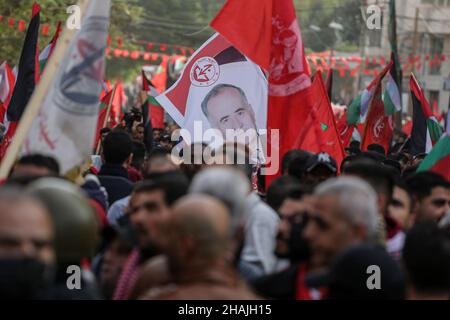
left=204, top=86, right=257, bottom=136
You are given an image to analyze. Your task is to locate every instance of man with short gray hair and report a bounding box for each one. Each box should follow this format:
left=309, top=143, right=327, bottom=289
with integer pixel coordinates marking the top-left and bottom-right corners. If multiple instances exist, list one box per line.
left=304, top=176, right=379, bottom=269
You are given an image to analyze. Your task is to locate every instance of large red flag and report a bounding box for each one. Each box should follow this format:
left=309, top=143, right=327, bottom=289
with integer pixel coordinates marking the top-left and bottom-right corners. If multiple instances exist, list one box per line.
left=294, top=72, right=345, bottom=168
left=360, top=79, right=393, bottom=153
left=212, top=0, right=313, bottom=182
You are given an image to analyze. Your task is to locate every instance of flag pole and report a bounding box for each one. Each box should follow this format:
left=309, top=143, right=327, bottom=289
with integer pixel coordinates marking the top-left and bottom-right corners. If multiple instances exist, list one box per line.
left=96, top=85, right=117, bottom=155
left=0, top=0, right=91, bottom=180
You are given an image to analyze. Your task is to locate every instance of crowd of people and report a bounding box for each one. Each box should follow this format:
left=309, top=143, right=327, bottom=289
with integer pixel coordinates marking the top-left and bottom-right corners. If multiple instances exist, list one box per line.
left=0, top=112, right=449, bottom=300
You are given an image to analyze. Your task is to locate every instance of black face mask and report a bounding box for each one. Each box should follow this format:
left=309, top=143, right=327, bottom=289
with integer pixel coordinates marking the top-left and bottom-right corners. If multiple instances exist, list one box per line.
left=287, top=220, right=311, bottom=264
left=0, top=257, right=55, bottom=299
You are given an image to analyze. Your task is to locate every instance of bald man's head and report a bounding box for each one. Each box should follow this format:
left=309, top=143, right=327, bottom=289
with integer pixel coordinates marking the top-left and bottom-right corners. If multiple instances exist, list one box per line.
left=165, top=195, right=231, bottom=273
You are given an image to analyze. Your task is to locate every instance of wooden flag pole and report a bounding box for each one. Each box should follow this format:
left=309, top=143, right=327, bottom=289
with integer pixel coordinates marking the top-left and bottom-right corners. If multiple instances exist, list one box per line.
left=0, top=0, right=90, bottom=180
left=95, top=85, right=117, bottom=155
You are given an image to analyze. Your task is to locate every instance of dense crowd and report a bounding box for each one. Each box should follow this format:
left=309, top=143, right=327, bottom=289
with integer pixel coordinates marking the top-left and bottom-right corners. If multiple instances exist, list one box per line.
left=0, top=114, right=449, bottom=300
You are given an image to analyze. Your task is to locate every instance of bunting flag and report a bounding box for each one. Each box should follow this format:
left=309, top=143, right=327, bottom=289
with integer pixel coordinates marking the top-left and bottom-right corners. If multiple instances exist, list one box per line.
left=0, top=2, right=40, bottom=159
left=39, top=21, right=62, bottom=72
left=211, top=0, right=313, bottom=182
left=142, top=70, right=164, bottom=128
left=0, top=62, right=16, bottom=122
left=22, top=0, right=111, bottom=174
left=409, top=73, right=444, bottom=155
left=417, top=111, right=450, bottom=181
left=294, top=71, right=345, bottom=167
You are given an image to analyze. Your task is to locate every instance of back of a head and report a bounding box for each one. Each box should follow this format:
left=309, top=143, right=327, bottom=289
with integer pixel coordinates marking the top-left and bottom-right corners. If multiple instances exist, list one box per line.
left=189, top=167, right=250, bottom=234
left=403, top=222, right=450, bottom=296
left=171, top=195, right=231, bottom=260
left=283, top=149, right=312, bottom=176
left=326, top=244, right=405, bottom=300
left=344, top=160, right=395, bottom=200
left=266, top=175, right=308, bottom=211
left=102, top=130, right=133, bottom=165
left=315, top=176, right=379, bottom=242
left=136, top=171, right=189, bottom=206
left=13, top=154, right=60, bottom=177
left=406, top=172, right=450, bottom=201
left=287, top=150, right=313, bottom=179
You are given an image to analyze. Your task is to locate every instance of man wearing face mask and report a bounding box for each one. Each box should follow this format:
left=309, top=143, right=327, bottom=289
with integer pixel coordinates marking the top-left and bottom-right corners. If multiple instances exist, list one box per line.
left=0, top=187, right=56, bottom=299
left=251, top=185, right=313, bottom=299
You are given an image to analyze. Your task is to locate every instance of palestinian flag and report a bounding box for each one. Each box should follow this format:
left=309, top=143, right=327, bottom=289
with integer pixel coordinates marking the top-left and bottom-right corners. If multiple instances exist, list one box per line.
left=383, top=52, right=402, bottom=115
left=0, top=2, right=40, bottom=159
left=417, top=111, right=450, bottom=181
left=142, top=70, right=164, bottom=128
left=347, top=60, right=392, bottom=125
left=95, top=88, right=114, bottom=146
left=409, top=73, right=443, bottom=155
left=39, top=22, right=62, bottom=73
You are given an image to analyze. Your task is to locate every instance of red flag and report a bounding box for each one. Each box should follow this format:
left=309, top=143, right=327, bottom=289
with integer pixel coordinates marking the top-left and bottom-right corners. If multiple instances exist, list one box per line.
left=360, top=80, right=393, bottom=153
left=110, top=81, right=126, bottom=128
left=336, top=112, right=355, bottom=149
left=142, top=71, right=164, bottom=129
left=95, top=89, right=114, bottom=146
left=148, top=56, right=168, bottom=128
left=212, top=0, right=313, bottom=183
left=294, top=71, right=345, bottom=168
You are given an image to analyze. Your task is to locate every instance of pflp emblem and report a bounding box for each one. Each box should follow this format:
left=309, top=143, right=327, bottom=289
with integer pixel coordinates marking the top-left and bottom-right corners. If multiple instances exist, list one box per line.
left=190, top=57, right=220, bottom=87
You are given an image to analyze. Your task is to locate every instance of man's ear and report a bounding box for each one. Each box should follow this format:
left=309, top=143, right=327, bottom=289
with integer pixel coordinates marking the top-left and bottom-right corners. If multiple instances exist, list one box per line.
left=125, top=153, right=133, bottom=167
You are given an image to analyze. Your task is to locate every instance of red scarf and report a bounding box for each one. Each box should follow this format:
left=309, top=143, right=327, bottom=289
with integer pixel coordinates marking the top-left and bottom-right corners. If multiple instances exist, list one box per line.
left=295, top=264, right=328, bottom=300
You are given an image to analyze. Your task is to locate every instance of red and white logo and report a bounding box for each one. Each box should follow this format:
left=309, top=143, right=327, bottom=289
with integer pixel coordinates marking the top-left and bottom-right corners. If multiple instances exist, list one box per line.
left=190, top=57, right=220, bottom=87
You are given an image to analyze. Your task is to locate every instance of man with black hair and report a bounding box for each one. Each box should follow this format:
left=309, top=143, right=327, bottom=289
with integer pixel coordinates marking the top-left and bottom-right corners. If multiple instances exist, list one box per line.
left=302, top=152, right=338, bottom=187
left=406, top=172, right=450, bottom=226
left=99, top=130, right=134, bottom=205
left=252, top=184, right=313, bottom=299
left=131, top=123, right=145, bottom=143
left=12, top=154, right=60, bottom=178
left=112, top=171, right=189, bottom=300
left=344, top=160, right=396, bottom=247
left=403, top=222, right=450, bottom=300
left=388, top=179, right=413, bottom=230
left=283, top=149, right=312, bottom=177
left=266, top=175, right=304, bottom=212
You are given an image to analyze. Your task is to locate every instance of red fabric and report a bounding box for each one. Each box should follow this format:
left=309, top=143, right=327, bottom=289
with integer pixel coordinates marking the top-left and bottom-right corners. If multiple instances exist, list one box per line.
left=336, top=113, right=355, bottom=149
left=89, top=199, right=107, bottom=229
left=127, top=166, right=143, bottom=182
left=149, top=57, right=169, bottom=128
left=430, top=152, right=450, bottom=182
left=294, top=72, right=345, bottom=169
left=142, top=71, right=165, bottom=128
left=361, top=82, right=393, bottom=152
left=295, top=264, right=328, bottom=300
left=211, top=0, right=273, bottom=70
left=402, top=120, right=413, bottom=136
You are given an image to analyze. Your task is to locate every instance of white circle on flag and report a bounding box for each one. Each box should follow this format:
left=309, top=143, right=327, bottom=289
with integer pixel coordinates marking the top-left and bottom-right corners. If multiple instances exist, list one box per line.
left=190, top=57, right=220, bottom=87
